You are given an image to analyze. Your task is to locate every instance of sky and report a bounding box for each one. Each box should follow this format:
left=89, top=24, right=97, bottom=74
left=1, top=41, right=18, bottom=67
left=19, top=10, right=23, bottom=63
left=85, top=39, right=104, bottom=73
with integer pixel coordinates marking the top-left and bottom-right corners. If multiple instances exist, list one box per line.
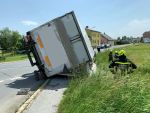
left=0, top=0, right=150, bottom=38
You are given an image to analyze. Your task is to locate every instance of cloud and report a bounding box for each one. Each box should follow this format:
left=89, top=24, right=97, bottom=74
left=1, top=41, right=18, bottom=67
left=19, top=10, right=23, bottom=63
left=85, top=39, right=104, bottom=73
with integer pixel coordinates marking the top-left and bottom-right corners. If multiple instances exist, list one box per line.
left=128, top=19, right=150, bottom=29
left=21, top=20, right=38, bottom=26
left=119, top=19, right=150, bottom=37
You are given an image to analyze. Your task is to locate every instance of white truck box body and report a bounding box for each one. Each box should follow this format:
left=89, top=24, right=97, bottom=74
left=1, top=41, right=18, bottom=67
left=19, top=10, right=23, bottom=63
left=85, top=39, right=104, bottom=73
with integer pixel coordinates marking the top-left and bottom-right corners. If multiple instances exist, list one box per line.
left=26, top=11, right=94, bottom=77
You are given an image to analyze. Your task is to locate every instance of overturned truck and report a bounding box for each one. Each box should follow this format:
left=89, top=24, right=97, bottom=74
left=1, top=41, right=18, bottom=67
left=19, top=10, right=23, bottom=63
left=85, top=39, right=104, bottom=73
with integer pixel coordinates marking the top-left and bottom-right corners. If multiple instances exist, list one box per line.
left=24, top=11, right=94, bottom=79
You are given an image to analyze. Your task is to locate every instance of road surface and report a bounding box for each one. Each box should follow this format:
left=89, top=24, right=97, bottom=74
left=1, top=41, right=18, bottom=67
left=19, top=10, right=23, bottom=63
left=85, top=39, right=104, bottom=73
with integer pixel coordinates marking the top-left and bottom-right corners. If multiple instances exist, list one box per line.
left=0, top=60, right=44, bottom=113
left=94, top=44, right=132, bottom=53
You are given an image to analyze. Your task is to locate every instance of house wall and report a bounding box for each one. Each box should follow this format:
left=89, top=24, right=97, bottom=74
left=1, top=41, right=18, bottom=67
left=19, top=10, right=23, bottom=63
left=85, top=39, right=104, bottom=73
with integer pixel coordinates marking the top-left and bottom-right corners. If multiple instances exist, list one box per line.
left=143, top=31, right=150, bottom=38
left=143, top=38, right=150, bottom=43
left=108, top=40, right=114, bottom=46
left=143, top=31, right=150, bottom=43
left=85, top=29, right=101, bottom=48
left=101, top=35, right=108, bottom=44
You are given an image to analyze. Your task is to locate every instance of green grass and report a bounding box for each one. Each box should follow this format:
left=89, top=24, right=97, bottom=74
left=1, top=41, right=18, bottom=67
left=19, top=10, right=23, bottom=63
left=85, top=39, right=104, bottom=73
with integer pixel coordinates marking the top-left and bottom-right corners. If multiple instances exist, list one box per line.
left=58, top=44, right=150, bottom=113
left=0, top=54, right=28, bottom=62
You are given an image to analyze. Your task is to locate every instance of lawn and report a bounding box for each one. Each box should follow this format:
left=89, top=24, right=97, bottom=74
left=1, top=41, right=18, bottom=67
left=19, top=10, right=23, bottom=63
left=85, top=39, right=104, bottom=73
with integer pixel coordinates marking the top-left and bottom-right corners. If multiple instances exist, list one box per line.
left=0, top=53, right=28, bottom=62
left=58, top=44, right=150, bottom=113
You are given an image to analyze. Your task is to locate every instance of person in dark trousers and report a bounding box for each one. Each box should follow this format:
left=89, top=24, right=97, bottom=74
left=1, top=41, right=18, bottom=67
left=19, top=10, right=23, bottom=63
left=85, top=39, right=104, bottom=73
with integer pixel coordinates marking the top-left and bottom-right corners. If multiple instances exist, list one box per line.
left=114, top=51, right=119, bottom=60
left=109, top=50, right=137, bottom=69
left=97, top=46, right=101, bottom=52
left=108, top=50, right=113, bottom=62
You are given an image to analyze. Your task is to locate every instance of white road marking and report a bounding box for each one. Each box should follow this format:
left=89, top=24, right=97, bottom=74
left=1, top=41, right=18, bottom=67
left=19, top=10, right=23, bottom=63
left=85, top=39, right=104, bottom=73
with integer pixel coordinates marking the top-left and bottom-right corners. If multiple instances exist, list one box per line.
left=10, top=77, right=23, bottom=80
left=0, top=76, right=24, bottom=83
left=0, top=80, right=4, bottom=83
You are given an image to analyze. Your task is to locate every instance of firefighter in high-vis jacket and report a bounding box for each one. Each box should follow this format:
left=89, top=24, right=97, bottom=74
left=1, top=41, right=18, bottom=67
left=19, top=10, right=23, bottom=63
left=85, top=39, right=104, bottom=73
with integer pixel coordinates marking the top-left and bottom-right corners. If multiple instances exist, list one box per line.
left=109, top=50, right=137, bottom=69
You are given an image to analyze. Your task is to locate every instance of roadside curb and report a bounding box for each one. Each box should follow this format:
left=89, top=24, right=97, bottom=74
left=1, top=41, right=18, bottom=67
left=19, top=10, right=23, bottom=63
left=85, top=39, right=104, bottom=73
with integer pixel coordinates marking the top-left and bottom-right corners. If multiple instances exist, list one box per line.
left=16, top=79, right=50, bottom=113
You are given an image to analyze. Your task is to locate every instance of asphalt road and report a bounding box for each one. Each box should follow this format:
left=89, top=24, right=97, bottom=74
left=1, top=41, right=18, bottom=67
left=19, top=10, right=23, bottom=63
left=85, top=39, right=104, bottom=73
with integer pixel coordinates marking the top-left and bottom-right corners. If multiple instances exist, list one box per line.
left=95, top=44, right=132, bottom=53
left=0, top=60, right=44, bottom=113
left=111, top=44, right=132, bottom=49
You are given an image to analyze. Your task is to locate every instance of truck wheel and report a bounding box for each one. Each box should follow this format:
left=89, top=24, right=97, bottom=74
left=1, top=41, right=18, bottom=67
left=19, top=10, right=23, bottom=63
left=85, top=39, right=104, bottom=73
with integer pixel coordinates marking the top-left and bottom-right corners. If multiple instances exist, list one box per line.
left=40, top=71, right=48, bottom=80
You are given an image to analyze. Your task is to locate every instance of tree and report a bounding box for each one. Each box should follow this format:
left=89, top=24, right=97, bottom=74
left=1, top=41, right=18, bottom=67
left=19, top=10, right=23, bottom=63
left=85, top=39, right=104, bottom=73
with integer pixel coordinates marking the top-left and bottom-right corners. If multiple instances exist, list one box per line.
left=0, top=28, right=22, bottom=55
left=117, top=37, right=121, bottom=41
left=0, top=28, right=11, bottom=51
left=11, top=31, right=22, bottom=54
left=122, top=36, right=127, bottom=40
left=16, top=37, right=25, bottom=51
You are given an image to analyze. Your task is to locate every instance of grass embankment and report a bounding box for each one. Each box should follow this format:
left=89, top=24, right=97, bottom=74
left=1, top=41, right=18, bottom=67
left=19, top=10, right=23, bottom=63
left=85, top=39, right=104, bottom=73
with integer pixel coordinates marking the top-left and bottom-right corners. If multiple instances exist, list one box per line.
left=58, top=44, right=150, bottom=113
left=0, top=53, right=28, bottom=62
left=4, top=54, right=28, bottom=62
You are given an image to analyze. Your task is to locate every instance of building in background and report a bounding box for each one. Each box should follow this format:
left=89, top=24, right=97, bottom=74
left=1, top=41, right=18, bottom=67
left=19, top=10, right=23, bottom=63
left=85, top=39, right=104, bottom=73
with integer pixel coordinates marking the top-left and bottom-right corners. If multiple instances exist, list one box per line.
left=142, top=31, right=150, bottom=43
left=100, top=33, right=115, bottom=46
left=85, top=26, right=101, bottom=48
left=131, top=37, right=141, bottom=43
